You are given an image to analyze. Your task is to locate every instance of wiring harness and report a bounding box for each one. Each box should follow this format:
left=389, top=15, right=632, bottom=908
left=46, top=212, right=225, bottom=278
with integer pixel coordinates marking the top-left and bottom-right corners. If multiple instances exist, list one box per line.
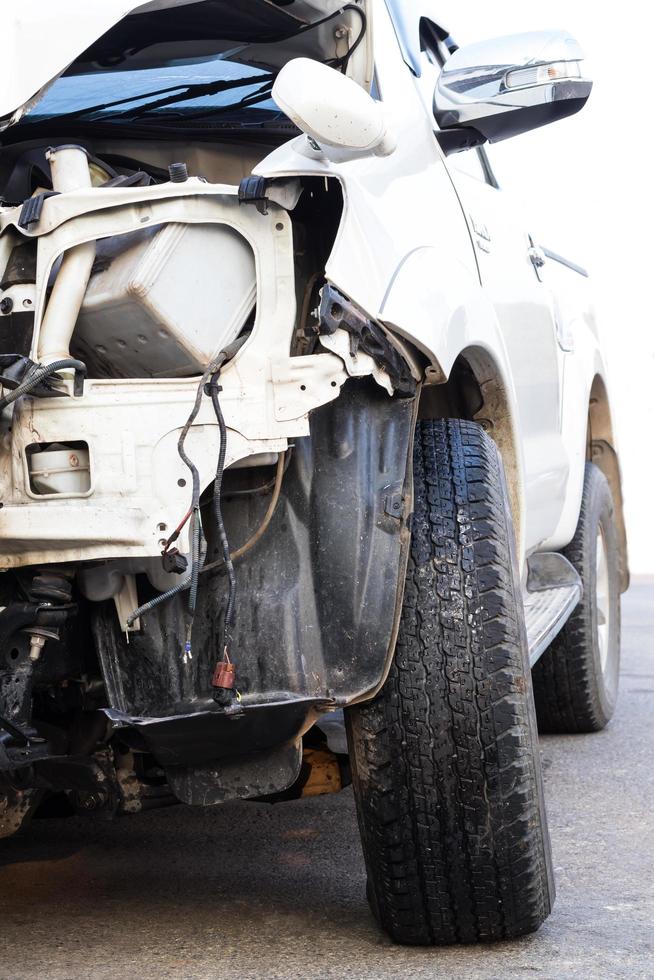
left=0, top=358, right=87, bottom=412
left=125, top=338, right=286, bottom=700
left=125, top=346, right=236, bottom=633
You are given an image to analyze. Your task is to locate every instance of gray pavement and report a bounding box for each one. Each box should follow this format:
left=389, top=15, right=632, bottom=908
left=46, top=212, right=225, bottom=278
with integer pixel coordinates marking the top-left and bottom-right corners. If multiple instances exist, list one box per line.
left=1, top=581, right=653, bottom=980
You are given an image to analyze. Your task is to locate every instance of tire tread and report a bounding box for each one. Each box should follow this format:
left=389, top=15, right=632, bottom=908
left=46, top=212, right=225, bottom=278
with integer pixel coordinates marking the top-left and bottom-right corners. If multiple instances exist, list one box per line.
left=347, top=419, right=553, bottom=946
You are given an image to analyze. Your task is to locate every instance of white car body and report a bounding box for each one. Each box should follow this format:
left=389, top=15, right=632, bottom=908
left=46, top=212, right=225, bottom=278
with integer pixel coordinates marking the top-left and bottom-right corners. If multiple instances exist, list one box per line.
left=0, top=0, right=627, bottom=817
left=0, top=0, right=626, bottom=584
left=258, top=7, right=622, bottom=569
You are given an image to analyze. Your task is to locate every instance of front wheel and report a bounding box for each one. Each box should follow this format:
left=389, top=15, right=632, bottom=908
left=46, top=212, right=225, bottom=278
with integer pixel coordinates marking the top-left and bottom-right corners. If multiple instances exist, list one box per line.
left=346, top=419, right=554, bottom=946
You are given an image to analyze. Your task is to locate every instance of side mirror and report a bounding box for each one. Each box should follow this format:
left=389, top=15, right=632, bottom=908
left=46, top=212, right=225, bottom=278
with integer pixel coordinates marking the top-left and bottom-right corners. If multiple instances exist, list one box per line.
left=272, top=58, right=396, bottom=160
left=434, top=30, right=592, bottom=154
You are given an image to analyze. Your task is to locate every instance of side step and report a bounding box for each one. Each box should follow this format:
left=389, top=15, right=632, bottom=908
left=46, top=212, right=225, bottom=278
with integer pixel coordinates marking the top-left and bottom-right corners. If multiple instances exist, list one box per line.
left=523, top=552, right=583, bottom=667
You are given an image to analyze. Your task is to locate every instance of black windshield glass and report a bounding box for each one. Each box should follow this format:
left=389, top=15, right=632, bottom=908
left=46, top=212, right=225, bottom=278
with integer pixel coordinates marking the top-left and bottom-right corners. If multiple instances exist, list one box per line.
left=24, top=56, right=284, bottom=128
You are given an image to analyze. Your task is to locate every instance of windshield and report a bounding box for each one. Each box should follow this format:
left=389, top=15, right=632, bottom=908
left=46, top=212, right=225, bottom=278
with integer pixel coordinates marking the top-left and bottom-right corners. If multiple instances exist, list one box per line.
left=22, top=56, right=286, bottom=130
left=12, top=3, right=367, bottom=135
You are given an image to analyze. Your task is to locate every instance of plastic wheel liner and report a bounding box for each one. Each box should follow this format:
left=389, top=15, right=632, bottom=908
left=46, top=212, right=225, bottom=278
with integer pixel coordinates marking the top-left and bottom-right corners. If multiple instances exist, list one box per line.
left=91, top=379, right=416, bottom=789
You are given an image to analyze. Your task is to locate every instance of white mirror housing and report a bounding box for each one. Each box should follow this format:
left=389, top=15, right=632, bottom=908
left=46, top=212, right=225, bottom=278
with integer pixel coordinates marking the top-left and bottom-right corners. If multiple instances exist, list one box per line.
left=272, top=58, right=396, bottom=159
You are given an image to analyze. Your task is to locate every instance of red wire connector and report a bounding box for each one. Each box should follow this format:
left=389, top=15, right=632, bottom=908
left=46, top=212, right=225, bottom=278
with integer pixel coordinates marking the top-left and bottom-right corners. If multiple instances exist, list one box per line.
left=212, top=648, right=235, bottom=690
left=162, top=507, right=192, bottom=554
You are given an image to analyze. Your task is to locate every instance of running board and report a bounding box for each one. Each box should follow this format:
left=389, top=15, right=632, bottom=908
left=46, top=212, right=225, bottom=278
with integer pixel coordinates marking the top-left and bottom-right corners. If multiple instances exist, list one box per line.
left=523, top=553, right=583, bottom=667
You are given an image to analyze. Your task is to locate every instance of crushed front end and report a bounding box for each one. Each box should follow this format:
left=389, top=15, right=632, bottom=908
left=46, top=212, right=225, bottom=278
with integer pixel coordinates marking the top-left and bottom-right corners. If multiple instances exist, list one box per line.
left=0, top=143, right=417, bottom=826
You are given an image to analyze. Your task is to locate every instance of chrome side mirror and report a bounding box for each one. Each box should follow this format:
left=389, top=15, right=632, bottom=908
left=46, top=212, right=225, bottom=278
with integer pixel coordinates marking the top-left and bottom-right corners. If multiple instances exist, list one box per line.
left=434, top=30, right=592, bottom=153
left=272, top=58, right=396, bottom=161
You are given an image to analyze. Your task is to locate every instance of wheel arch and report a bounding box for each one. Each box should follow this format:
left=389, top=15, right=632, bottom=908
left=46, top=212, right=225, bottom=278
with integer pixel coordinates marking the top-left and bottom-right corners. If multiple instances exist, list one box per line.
left=587, top=373, right=629, bottom=591
left=418, top=344, right=525, bottom=561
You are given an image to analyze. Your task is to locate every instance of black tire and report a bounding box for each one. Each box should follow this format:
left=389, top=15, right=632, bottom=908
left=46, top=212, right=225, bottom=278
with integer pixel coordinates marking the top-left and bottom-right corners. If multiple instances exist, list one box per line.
left=346, top=419, right=554, bottom=946
left=532, top=463, right=620, bottom=733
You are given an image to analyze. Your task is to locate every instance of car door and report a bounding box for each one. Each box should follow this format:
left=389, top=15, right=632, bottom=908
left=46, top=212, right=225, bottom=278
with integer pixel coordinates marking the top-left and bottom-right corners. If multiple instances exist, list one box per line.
left=417, top=20, right=570, bottom=552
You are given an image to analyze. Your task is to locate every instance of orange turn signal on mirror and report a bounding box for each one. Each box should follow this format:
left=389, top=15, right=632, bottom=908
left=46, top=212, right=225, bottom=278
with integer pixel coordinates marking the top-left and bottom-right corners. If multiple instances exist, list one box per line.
left=505, top=60, right=582, bottom=90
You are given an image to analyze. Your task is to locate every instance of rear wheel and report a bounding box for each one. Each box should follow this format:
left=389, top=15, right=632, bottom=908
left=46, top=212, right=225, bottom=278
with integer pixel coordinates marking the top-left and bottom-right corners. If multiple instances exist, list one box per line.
left=532, top=463, right=621, bottom=733
left=346, top=419, right=554, bottom=946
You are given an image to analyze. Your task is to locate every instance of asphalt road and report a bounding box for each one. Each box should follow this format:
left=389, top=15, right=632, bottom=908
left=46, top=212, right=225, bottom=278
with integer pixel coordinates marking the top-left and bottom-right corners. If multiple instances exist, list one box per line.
left=1, top=580, right=653, bottom=980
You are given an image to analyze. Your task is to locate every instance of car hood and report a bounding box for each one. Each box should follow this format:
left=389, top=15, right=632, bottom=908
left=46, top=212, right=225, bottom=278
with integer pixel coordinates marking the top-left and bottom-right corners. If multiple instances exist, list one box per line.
left=0, top=1, right=175, bottom=129
left=2, top=0, right=345, bottom=131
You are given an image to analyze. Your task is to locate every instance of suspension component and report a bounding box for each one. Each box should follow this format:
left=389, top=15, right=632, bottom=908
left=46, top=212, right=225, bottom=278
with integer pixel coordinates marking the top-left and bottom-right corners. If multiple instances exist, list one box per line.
left=21, top=570, right=76, bottom=658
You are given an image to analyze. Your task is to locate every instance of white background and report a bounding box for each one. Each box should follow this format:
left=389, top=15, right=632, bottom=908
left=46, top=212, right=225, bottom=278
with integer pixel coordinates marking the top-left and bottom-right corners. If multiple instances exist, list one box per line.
left=435, top=1, right=654, bottom=574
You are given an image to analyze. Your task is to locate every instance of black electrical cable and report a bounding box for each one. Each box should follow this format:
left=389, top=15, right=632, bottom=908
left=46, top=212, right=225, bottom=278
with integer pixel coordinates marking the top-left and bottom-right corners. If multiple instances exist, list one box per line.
left=175, top=354, right=227, bottom=616
left=125, top=355, right=220, bottom=631
left=253, top=3, right=366, bottom=47
left=0, top=358, right=86, bottom=412
left=125, top=335, right=247, bottom=632
left=208, top=372, right=236, bottom=629
left=174, top=6, right=368, bottom=122
left=330, top=5, right=367, bottom=73
left=125, top=353, right=226, bottom=630
left=125, top=515, right=206, bottom=630
left=237, top=4, right=367, bottom=75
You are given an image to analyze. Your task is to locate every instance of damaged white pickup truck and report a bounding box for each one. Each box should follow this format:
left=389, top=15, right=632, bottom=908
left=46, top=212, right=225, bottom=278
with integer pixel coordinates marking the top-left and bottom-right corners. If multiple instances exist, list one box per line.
left=0, top=0, right=628, bottom=948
